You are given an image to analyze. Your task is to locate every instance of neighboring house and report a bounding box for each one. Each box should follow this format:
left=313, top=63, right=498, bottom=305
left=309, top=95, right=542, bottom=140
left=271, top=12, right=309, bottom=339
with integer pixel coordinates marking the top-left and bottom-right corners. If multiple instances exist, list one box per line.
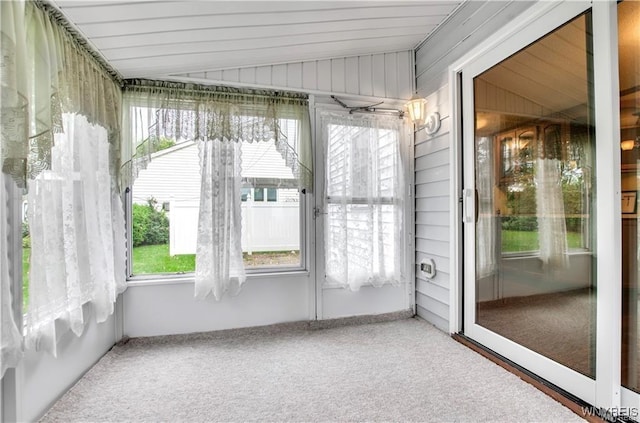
left=133, top=140, right=300, bottom=255
left=132, top=140, right=299, bottom=206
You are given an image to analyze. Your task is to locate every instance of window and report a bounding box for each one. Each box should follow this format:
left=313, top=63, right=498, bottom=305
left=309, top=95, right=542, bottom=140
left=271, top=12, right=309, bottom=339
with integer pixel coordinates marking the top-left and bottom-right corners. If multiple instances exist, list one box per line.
left=253, top=188, right=265, bottom=202
left=322, top=115, right=405, bottom=290
left=130, top=136, right=302, bottom=276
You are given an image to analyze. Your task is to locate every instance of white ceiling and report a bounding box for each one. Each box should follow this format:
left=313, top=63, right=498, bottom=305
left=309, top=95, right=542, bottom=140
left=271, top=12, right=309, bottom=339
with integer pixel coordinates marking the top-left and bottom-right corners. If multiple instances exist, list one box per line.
left=51, top=0, right=462, bottom=79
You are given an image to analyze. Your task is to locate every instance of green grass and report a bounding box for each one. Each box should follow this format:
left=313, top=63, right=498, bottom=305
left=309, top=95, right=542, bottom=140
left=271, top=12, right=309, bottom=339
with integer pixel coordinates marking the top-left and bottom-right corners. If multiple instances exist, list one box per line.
left=132, top=244, right=196, bottom=275
left=501, top=230, right=583, bottom=252
left=131, top=244, right=300, bottom=275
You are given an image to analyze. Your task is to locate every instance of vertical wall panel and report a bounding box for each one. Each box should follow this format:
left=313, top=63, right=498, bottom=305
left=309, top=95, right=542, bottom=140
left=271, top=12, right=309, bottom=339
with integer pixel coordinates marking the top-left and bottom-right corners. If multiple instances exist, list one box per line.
left=288, top=62, right=303, bottom=89
left=302, top=61, right=317, bottom=91
left=205, top=70, right=222, bottom=80
left=239, top=67, right=256, bottom=85
left=397, top=50, right=413, bottom=99
left=173, top=51, right=413, bottom=100
left=271, top=64, right=288, bottom=87
left=358, top=55, right=374, bottom=97
left=316, top=59, right=333, bottom=92
left=372, top=53, right=386, bottom=98
left=345, top=56, right=360, bottom=94
left=255, top=66, right=272, bottom=86
left=331, top=58, right=346, bottom=93
left=222, top=68, right=240, bottom=83
left=384, top=52, right=398, bottom=99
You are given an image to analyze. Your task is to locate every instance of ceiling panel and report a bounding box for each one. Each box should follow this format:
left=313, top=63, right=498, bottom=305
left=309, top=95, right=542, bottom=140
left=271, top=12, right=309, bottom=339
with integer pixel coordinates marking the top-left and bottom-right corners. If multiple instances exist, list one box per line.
left=51, top=0, right=462, bottom=79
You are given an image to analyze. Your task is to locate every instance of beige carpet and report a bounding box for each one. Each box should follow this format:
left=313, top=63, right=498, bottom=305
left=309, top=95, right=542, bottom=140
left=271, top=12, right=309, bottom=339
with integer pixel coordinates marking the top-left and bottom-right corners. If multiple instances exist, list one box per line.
left=39, top=318, right=583, bottom=422
left=478, top=288, right=596, bottom=377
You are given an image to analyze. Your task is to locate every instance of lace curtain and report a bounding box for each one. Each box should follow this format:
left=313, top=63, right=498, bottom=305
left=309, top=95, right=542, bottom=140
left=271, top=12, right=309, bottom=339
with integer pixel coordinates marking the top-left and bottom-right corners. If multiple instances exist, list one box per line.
left=25, top=113, right=126, bottom=356
left=476, top=136, right=497, bottom=278
left=535, top=158, right=569, bottom=268
left=1, top=0, right=121, bottom=189
left=194, top=140, right=245, bottom=300
left=1, top=173, right=23, bottom=378
left=1, top=0, right=124, bottom=365
left=322, top=112, right=406, bottom=291
left=121, top=80, right=312, bottom=192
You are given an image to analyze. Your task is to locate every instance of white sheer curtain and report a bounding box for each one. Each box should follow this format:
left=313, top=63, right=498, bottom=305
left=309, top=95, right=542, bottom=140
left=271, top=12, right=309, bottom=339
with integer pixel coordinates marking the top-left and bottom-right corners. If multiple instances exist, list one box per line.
left=194, top=140, right=245, bottom=300
left=121, top=81, right=312, bottom=192
left=535, top=158, right=569, bottom=268
left=25, top=113, right=126, bottom=355
left=476, top=136, right=497, bottom=278
left=1, top=0, right=123, bottom=368
left=322, top=112, right=405, bottom=291
left=1, top=173, right=23, bottom=378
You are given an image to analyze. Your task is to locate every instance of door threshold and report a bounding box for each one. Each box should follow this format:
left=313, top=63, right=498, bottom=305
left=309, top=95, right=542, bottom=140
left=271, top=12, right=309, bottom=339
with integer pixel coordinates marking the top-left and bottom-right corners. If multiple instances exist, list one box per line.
left=453, top=333, right=628, bottom=423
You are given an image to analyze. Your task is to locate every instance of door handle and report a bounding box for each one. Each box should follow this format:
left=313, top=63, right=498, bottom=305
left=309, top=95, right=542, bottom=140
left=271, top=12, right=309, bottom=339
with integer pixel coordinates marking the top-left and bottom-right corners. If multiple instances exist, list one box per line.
left=462, top=188, right=474, bottom=223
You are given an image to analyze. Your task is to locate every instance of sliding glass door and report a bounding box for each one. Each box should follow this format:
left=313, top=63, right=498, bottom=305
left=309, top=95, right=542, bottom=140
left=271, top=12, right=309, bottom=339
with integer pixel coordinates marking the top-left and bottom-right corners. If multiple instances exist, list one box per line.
left=460, top=0, right=640, bottom=411
left=462, top=4, right=599, bottom=402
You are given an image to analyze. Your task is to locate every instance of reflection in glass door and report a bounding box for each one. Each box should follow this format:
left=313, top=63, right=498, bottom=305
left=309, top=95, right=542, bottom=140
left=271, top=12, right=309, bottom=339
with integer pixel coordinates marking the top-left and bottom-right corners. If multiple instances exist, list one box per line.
left=619, top=0, right=640, bottom=396
left=472, top=12, right=597, bottom=377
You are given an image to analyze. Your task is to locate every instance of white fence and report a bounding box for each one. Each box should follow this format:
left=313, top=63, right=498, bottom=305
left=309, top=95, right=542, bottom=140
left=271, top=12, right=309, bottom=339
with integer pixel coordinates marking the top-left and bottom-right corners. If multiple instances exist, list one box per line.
left=169, top=200, right=300, bottom=256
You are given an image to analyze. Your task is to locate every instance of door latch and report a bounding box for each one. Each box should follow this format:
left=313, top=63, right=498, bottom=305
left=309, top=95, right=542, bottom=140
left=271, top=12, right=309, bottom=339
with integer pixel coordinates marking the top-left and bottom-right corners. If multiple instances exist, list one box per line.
left=313, top=207, right=327, bottom=219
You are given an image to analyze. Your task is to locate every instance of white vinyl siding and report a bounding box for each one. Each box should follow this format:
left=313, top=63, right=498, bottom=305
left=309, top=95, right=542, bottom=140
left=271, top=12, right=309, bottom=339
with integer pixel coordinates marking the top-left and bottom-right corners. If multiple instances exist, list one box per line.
left=133, top=141, right=298, bottom=206
left=414, top=1, right=535, bottom=332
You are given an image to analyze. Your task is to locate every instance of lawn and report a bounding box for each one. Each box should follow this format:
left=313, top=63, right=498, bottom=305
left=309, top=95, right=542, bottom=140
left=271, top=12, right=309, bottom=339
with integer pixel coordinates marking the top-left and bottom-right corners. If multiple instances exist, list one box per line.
left=132, top=244, right=300, bottom=275
left=132, top=244, right=195, bottom=274
left=501, top=230, right=583, bottom=252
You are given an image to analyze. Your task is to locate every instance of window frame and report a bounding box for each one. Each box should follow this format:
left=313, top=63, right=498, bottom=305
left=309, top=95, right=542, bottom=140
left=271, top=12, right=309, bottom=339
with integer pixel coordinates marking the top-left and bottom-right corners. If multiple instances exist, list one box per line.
left=125, top=186, right=308, bottom=282
left=124, top=128, right=310, bottom=281
left=321, top=115, right=408, bottom=289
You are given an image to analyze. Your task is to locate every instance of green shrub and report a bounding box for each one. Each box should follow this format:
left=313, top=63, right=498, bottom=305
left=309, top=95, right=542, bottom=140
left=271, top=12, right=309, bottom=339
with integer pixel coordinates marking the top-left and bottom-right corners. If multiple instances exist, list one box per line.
left=501, top=216, right=538, bottom=232
left=132, top=198, right=169, bottom=247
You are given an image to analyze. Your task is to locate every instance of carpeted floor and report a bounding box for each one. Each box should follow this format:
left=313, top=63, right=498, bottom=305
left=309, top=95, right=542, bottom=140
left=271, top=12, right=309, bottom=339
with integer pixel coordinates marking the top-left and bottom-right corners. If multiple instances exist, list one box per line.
left=477, top=288, right=596, bottom=377
left=40, top=318, right=584, bottom=422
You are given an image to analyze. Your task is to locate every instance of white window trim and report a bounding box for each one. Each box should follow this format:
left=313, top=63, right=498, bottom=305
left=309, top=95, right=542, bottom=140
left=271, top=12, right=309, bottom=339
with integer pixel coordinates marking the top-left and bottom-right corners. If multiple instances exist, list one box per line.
left=125, top=187, right=310, bottom=281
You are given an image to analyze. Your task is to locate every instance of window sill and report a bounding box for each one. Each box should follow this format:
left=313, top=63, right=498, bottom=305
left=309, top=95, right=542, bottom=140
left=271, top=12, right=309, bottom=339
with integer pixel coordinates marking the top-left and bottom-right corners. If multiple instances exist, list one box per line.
left=126, top=269, right=310, bottom=287
left=501, top=249, right=592, bottom=260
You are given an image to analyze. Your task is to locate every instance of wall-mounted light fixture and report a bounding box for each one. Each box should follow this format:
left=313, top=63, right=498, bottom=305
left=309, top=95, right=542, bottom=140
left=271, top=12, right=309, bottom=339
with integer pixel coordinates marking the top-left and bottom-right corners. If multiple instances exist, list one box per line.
left=621, top=137, right=640, bottom=151
left=621, top=112, right=640, bottom=150
left=406, top=95, right=427, bottom=126
left=405, top=95, right=441, bottom=135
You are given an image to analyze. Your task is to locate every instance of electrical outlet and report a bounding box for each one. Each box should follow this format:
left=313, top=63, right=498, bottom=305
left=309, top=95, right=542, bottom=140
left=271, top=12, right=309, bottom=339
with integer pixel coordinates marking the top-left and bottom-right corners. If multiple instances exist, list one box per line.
left=420, top=258, right=436, bottom=279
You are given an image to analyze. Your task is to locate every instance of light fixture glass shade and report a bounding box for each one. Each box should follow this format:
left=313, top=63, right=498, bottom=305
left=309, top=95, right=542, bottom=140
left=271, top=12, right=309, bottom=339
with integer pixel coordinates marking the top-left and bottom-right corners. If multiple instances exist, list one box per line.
left=406, top=96, right=427, bottom=125
left=621, top=139, right=636, bottom=151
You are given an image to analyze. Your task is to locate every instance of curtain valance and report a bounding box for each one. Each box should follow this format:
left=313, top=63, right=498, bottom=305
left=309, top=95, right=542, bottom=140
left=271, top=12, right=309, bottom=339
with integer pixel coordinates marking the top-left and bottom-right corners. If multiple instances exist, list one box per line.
left=121, top=79, right=313, bottom=192
left=0, top=0, right=122, bottom=189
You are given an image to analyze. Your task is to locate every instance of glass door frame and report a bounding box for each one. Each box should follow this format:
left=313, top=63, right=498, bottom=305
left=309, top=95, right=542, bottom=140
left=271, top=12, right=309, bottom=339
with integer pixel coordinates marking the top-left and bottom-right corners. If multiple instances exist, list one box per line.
left=451, top=0, right=625, bottom=410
